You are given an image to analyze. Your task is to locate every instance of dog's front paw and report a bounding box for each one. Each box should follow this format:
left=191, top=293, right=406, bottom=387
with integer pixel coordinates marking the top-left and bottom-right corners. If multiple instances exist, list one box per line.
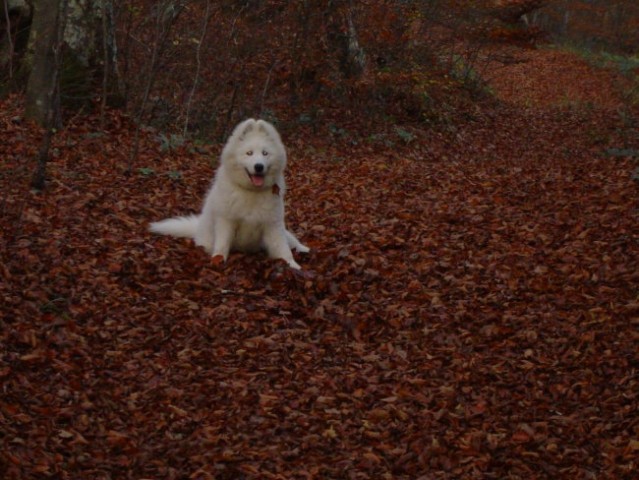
left=211, top=254, right=226, bottom=267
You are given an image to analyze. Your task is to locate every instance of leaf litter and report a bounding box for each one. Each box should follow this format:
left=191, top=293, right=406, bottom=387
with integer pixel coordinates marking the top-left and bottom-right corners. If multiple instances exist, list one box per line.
left=1, top=57, right=639, bottom=478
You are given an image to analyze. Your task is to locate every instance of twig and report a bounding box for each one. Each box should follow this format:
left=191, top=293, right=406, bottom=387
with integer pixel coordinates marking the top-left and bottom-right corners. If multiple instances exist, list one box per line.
left=2, top=0, right=14, bottom=79
left=183, top=0, right=211, bottom=136
left=226, top=3, right=247, bottom=51
left=259, top=58, right=278, bottom=115
left=220, top=289, right=264, bottom=299
left=128, top=1, right=184, bottom=173
left=100, top=0, right=110, bottom=129
left=223, top=83, right=239, bottom=139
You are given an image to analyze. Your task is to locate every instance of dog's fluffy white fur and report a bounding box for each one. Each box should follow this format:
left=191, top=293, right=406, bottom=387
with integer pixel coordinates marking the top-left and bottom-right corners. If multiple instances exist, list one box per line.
left=150, top=118, right=309, bottom=269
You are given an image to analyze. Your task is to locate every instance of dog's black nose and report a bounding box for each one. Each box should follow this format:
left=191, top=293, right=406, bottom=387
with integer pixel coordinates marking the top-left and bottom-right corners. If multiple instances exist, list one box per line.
left=254, top=163, right=264, bottom=173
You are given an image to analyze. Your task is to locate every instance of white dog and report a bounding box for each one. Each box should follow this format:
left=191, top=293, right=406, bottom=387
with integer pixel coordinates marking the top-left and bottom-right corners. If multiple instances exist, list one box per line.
left=150, top=118, right=309, bottom=269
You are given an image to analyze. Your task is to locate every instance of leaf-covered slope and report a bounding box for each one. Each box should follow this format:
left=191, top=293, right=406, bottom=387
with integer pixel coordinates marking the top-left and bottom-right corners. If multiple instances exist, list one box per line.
left=1, top=93, right=638, bottom=479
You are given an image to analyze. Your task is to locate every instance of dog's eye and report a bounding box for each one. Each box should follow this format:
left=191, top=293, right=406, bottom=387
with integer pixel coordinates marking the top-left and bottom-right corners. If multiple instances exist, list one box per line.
left=246, top=150, right=253, bottom=156
left=262, top=150, right=269, bottom=156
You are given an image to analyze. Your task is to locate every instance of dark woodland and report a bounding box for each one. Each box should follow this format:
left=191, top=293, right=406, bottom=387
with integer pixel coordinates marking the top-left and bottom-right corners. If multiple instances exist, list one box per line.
left=1, top=1, right=638, bottom=478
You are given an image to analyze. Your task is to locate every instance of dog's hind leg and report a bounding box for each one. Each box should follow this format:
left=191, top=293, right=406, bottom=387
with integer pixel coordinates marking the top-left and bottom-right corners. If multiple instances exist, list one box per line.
left=285, top=230, right=310, bottom=253
left=265, top=227, right=301, bottom=269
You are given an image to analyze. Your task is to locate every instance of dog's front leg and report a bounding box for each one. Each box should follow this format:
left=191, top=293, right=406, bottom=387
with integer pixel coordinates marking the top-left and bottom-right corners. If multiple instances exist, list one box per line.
left=264, top=226, right=301, bottom=269
left=194, top=213, right=215, bottom=253
left=211, top=218, right=235, bottom=261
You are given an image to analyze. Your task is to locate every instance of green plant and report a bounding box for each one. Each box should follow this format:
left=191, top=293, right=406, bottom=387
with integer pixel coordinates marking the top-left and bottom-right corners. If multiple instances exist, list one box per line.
left=328, top=123, right=348, bottom=138
left=394, top=126, right=415, bottom=144
left=604, top=148, right=639, bottom=158
left=157, top=133, right=185, bottom=152
left=367, top=133, right=395, bottom=148
left=552, top=44, right=639, bottom=107
left=166, top=170, right=182, bottom=180
left=138, top=167, right=155, bottom=176
left=260, top=109, right=279, bottom=126
left=449, top=53, right=489, bottom=96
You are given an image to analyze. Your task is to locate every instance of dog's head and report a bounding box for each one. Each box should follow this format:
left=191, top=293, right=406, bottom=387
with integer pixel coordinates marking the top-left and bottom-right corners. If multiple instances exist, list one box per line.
left=221, top=119, right=287, bottom=191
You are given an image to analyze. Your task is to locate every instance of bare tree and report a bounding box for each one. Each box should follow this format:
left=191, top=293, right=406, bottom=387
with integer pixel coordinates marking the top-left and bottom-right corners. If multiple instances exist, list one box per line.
left=24, top=0, right=64, bottom=126
left=99, top=0, right=121, bottom=127
left=24, top=0, right=118, bottom=188
left=327, top=0, right=367, bottom=79
left=0, top=0, right=32, bottom=85
left=26, top=0, right=67, bottom=189
left=492, top=0, right=547, bottom=25
left=128, top=0, right=184, bottom=170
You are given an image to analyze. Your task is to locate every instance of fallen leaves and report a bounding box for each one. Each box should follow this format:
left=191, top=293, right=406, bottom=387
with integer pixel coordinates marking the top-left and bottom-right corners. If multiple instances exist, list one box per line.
left=482, top=47, right=635, bottom=109
left=1, top=64, right=639, bottom=479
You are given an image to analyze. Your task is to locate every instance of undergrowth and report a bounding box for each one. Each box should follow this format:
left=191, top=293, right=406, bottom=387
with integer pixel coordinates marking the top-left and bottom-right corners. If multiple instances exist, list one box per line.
left=549, top=43, right=639, bottom=106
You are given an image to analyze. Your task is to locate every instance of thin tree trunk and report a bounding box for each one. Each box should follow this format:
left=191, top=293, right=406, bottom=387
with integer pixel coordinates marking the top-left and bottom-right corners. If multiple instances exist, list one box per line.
left=327, top=0, right=367, bottom=80
left=31, top=121, right=54, bottom=190
left=2, top=0, right=14, bottom=79
left=259, top=57, right=277, bottom=115
left=100, top=0, right=109, bottom=127
left=26, top=0, right=67, bottom=190
left=183, top=0, right=211, bottom=136
left=25, top=0, right=62, bottom=126
left=343, top=2, right=366, bottom=78
left=128, top=0, right=183, bottom=172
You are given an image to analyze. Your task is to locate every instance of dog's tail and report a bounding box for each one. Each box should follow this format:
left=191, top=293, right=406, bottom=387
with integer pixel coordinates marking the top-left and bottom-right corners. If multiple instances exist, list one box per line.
left=149, top=215, right=199, bottom=238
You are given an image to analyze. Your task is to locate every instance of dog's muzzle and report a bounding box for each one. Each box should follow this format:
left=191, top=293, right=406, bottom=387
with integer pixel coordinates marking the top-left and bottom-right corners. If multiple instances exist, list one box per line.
left=246, top=164, right=266, bottom=187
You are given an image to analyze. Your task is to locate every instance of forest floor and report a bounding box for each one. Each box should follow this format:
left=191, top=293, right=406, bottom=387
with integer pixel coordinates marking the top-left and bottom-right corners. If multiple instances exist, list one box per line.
left=1, top=43, right=638, bottom=479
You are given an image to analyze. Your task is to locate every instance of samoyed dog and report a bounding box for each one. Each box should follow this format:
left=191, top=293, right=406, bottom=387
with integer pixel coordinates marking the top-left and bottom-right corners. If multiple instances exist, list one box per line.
left=150, top=118, right=309, bottom=269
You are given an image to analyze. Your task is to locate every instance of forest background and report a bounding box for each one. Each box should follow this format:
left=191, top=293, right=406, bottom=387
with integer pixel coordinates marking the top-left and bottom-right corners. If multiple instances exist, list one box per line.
left=1, top=1, right=638, bottom=479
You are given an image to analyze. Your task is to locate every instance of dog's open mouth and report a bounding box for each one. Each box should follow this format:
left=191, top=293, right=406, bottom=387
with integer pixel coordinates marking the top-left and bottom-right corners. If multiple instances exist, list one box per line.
left=246, top=169, right=265, bottom=187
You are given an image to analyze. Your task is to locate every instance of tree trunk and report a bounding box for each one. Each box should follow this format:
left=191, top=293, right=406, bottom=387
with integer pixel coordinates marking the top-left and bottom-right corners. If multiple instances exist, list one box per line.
left=24, top=0, right=62, bottom=125
left=327, top=0, right=367, bottom=80
left=25, top=0, right=118, bottom=121
left=492, top=0, right=546, bottom=25
left=0, top=0, right=33, bottom=86
left=343, top=6, right=366, bottom=78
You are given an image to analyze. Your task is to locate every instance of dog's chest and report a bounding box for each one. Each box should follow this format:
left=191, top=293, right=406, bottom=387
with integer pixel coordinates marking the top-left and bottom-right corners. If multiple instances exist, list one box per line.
left=223, top=188, right=283, bottom=223
left=226, top=192, right=282, bottom=251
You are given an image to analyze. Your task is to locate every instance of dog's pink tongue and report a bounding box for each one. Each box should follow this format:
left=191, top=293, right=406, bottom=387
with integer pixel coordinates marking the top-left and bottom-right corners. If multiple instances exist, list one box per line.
left=251, top=175, right=265, bottom=187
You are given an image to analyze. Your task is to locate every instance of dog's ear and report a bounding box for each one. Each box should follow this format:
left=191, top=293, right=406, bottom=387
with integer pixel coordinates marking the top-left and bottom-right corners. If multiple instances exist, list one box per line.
left=237, top=118, right=256, bottom=141
left=256, top=120, right=269, bottom=133
left=256, top=120, right=280, bottom=141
